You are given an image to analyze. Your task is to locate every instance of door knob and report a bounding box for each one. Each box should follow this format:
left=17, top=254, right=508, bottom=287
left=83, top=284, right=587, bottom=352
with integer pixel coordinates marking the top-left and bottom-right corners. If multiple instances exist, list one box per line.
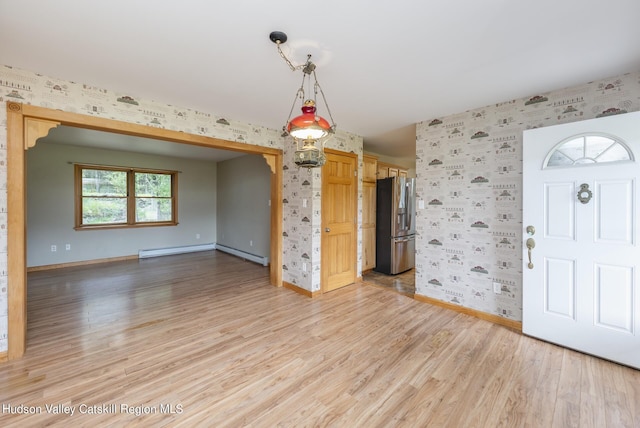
left=325, top=227, right=330, bottom=232
left=526, top=238, right=535, bottom=269
left=526, top=225, right=535, bottom=236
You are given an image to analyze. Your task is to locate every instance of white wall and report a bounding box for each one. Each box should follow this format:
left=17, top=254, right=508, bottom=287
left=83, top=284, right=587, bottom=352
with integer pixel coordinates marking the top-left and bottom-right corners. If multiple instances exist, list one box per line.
left=26, top=143, right=217, bottom=267
left=216, top=155, right=270, bottom=258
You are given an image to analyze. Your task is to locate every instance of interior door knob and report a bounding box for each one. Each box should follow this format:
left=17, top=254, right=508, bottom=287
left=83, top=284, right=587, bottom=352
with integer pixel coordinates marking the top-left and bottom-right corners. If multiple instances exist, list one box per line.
left=325, top=227, right=330, bottom=232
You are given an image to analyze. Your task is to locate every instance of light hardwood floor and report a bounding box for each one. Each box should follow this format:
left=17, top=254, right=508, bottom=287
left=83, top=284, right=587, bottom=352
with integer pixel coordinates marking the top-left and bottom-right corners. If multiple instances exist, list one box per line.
left=363, top=268, right=416, bottom=297
left=1, top=251, right=638, bottom=427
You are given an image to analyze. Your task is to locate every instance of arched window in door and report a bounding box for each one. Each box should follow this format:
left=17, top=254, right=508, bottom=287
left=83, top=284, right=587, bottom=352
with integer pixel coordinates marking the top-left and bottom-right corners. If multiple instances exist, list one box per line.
left=544, top=133, right=634, bottom=168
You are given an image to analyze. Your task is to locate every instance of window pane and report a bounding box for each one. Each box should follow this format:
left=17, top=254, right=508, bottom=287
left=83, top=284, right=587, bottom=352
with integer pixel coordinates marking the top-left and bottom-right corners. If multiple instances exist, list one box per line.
left=547, top=150, right=574, bottom=167
left=135, top=173, right=172, bottom=197
left=585, top=136, right=616, bottom=159
left=573, top=158, right=596, bottom=165
left=82, top=197, right=127, bottom=224
left=136, top=198, right=172, bottom=222
left=557, top=137, right=584, bottom=161
left=598, top=143, right=631, bottom=162
left=82, top=169, right=127, bottom=196
left=545, top=135, right=632, bottom=168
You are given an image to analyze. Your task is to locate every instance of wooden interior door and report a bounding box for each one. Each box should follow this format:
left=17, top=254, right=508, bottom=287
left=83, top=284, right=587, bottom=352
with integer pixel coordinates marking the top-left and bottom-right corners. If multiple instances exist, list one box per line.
left=362, top=154, right=377, bottom=272
left=322, top=150, right=357, bottom=292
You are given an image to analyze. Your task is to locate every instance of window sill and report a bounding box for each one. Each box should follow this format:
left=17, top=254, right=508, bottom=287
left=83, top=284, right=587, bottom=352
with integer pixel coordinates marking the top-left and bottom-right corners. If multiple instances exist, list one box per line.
left=74, top=222, right=178, bottom=231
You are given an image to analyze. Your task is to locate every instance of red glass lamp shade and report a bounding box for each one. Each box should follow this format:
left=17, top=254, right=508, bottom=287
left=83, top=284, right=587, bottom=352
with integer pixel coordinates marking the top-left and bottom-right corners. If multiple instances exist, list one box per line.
left=287, top=100, right=332, bottom=140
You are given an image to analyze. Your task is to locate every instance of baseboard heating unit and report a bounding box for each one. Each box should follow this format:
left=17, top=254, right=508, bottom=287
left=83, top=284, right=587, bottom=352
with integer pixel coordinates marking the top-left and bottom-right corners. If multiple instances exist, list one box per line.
left=138, top=243, right=216, bottom=259
left=215, top=244, right=269, bottom=266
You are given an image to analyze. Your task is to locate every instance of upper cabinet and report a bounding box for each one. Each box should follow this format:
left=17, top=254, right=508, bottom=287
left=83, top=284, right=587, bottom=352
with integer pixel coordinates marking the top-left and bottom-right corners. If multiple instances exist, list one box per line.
left=377, top=161, right=408, bottom=179
left=363, top=154, right=378, bottom=183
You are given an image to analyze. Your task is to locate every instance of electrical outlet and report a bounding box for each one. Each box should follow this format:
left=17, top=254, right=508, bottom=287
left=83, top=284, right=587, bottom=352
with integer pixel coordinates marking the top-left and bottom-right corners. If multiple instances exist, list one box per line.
left=493, top=281, right=502, bottom=294
left=302, top=262, right=307, bottom=272
left=51, top=245, right=57, bottom=252
left=196, top=233, right=200, bottom=239
left=250, top=240, right=253, bottom=247
left=65, top=244, right=71, bottom=251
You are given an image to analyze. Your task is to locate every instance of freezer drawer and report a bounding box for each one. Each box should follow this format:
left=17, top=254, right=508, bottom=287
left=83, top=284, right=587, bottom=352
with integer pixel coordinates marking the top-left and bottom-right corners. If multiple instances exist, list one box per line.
left=391, top=235, right=415, bottom=274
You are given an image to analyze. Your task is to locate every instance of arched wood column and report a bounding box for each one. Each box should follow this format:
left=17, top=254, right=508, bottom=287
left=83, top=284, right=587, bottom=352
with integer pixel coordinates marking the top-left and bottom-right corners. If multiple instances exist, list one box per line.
left=263, top=153, right=283, bottom=286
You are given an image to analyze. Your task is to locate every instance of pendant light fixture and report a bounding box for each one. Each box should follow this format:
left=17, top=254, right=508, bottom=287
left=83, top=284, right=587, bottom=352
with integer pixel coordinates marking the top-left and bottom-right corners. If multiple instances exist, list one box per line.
left=270, top=31, right=336, bottom=168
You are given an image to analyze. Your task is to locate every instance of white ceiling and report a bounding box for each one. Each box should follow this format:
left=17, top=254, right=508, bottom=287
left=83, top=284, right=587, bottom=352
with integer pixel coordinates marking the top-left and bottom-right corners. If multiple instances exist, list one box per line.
left=2, top=0, right=640, bottom=159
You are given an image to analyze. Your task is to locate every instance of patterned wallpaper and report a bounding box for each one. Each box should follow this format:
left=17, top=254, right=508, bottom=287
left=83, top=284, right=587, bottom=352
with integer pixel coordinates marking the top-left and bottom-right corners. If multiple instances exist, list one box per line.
left=415, top=71, right=640, bottom=322
left=0, top=65, right=363, bottom=352
left=2, top=63, right=636, bottom=349
left=282, top=134, right=364, bottom=292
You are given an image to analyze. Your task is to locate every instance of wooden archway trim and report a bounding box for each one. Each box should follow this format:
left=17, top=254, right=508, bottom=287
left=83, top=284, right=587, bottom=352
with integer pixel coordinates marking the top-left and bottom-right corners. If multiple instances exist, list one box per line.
left=25, top=118, right=60, bottom=149
left=5, top=101, right=283, bottom=360
left=6, top=102, right=27, bottom=360
left=262, top=154, right=277, bottom=174
left=264, top=153, right=283, bottom=285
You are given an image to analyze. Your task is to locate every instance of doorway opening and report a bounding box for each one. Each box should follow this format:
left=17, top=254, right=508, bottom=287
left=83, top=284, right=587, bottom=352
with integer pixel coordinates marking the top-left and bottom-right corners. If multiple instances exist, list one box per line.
left=6, top=102, right=283, bottom=360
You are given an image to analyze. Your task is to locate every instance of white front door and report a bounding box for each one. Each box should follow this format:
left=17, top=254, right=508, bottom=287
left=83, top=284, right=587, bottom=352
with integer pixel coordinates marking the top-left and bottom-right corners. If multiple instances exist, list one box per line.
left=523, top=111, right=640, bottom=369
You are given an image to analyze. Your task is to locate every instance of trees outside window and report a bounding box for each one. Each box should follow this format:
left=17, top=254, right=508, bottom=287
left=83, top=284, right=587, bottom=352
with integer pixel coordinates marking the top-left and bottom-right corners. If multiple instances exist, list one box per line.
left=75, top=164, right=177, bottom=229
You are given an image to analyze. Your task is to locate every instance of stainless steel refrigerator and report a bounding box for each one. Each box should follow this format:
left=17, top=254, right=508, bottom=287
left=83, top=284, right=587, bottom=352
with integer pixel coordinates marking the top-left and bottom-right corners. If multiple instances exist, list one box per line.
left=375, top=176, right=416, bottom=275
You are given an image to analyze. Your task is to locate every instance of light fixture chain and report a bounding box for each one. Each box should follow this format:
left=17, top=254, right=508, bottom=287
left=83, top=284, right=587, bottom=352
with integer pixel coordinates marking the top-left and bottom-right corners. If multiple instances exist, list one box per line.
left=270, top=31, right=335, bottom=167
left=313, top=70, right=336, bottom=130
left=276, top=43, right=303, bottom=72
left=283, top=74, right=307, bottom=132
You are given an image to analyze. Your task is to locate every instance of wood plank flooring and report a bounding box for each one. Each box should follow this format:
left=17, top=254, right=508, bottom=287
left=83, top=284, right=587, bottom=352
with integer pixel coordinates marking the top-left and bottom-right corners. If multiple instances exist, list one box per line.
left=363, top=268, right=416, bottom=297
left=0, top=250, right=638, bottom=427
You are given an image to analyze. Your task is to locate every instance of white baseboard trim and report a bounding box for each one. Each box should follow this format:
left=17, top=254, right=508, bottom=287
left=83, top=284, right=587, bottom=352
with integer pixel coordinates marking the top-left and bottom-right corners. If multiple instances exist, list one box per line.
left=215, top=244, right=269, bottom=266
left=138, top=243, right=216, bottom=259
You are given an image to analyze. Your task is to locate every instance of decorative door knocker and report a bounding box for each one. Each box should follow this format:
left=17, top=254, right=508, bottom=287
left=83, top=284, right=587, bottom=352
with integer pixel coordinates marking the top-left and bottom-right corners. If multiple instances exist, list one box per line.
left=577, top=183, right=592, bottom=204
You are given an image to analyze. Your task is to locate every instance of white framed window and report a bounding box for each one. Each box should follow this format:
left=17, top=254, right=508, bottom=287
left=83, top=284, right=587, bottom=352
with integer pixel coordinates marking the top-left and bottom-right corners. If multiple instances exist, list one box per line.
left=75, top=164, right=178, bottom=230
left=544, top=133, right=633, bottom=168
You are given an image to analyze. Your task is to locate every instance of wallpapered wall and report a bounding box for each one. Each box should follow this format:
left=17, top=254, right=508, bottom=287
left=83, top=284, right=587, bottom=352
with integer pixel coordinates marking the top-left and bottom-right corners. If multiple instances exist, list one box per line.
left=0, top=65, right=363, bottom=352
left=415, top=71, right=640, bottom=322
left=282, top=135, right=364, bottom=293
